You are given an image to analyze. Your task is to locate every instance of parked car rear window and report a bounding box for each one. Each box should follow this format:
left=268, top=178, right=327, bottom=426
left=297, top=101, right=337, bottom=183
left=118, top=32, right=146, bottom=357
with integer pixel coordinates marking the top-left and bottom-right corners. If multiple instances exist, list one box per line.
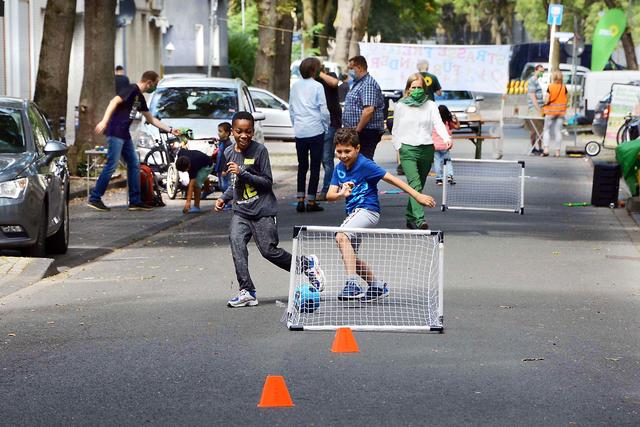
left=435, top=91, right=473, bottom=101
left=0, top=108, right=26, bottom=153
left=150, top=87, right=238, bottom=120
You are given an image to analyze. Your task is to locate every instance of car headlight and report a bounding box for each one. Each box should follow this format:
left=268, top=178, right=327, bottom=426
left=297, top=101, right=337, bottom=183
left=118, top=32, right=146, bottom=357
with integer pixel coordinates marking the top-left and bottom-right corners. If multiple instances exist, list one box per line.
left=0, top=177, right=28, bottom=199
left=137, top=132, right=155, bottom=149
left=466, top=105, right=477, bottom=113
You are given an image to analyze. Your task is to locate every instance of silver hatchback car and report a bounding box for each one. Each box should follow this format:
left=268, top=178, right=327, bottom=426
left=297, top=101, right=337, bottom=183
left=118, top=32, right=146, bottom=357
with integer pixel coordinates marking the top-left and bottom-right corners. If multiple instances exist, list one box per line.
left=0, top=98, right=69, bottom=257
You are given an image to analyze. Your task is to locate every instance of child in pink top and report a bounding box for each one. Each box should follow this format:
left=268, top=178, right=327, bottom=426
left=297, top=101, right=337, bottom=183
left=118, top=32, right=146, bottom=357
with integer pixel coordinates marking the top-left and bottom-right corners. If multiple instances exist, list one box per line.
left=432, top=105, right=459, bottom=185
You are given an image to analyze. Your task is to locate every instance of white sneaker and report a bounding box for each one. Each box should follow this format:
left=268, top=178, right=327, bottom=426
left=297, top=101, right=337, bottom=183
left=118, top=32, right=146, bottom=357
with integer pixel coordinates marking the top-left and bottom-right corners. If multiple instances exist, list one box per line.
left=302, top=254, right=325, bottom=292
left=227, top=289, right=258, bottom=307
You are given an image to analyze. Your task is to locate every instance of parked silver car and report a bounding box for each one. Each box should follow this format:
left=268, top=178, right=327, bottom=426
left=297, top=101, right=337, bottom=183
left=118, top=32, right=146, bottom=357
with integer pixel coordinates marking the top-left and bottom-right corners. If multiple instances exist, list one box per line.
left=249, top=87, right=295, bottom=141
left=135, top=76, right=265, bottom=161
left=0, top=98, right=69, bottom=256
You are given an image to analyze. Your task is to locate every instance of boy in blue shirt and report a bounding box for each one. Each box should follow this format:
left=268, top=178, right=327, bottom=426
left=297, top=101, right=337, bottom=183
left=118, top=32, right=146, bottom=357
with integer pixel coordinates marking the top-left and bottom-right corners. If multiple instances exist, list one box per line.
left=326, top=128, right=435, bottom=302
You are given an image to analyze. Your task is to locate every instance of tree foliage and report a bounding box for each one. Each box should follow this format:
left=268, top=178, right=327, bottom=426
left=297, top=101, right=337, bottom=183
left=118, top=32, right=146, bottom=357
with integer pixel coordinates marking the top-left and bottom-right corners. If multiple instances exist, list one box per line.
left=367, top=0, right=440, bottom=43
left=227, top=1, right=258, bottom=83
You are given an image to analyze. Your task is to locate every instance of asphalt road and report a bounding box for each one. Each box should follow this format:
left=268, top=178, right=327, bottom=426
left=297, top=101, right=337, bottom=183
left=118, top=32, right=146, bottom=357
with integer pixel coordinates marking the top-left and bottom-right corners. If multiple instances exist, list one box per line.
left=1, top=128, right=639, bottom=426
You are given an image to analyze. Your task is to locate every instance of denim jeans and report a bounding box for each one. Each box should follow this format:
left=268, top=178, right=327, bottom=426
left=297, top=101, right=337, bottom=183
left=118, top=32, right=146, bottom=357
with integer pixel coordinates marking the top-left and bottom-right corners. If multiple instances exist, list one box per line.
left=433, top=150, right=454, bottom=180
left=90, top=136, right=140, bottom=204
left=321, top=126, right=337, bottom=194
left=295, top=133, right=324, bottom=200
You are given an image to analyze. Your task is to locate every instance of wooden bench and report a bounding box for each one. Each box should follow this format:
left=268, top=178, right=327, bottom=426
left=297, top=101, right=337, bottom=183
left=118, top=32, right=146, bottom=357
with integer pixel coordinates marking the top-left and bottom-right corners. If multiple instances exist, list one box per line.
left=451, top=135, right=501, bottom=159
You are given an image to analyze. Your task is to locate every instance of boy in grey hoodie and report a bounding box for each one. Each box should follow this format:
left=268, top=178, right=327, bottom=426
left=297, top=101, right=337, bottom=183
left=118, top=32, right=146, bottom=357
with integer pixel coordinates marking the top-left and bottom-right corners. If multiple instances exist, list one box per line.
left=215, top=112, right=323, bottom=307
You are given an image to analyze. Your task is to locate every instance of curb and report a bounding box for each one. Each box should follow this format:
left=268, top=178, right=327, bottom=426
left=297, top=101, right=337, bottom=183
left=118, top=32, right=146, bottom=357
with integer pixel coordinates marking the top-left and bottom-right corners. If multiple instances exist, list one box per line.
left=0, top=257, right=54, bottom=298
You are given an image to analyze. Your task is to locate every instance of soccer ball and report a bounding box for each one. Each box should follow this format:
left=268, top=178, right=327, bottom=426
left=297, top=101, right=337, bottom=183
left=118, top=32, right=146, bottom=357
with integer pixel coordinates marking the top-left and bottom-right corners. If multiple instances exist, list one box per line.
left=294, top=284, right=320, bottom=313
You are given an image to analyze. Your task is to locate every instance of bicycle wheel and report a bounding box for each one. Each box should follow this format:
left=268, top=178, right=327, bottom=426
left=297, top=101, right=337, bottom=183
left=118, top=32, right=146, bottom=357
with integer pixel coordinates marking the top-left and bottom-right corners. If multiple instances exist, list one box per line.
left=585, top=141, right=601, bottom=157
left=144, top=147, right=169, bottom=172
left=166, top=162, right=179, bottom=199
left=616, top=122, right=629, bottom=145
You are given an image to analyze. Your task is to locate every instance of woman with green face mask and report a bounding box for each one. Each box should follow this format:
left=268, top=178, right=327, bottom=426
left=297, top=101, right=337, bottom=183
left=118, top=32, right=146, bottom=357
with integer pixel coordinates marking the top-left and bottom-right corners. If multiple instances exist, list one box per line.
left=391, top=73, right=450, bottom=229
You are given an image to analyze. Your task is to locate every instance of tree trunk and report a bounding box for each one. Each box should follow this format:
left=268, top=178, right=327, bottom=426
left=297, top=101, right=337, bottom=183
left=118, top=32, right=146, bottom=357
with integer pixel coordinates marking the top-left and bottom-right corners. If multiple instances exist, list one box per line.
left=33, top=0, right=77, bottom=141
left=620, top=30, right=639, bottom=70
left=72, top=0, right=117, bottom=174
left=348, top=0, right=371, bottom=59
left=253, top=0, right=277, bottom=91
left=317, top=1, right=335, bottom=57
left=332, top=0, right=354, bottom=68
left=274, top=0, right=295, bottom=101
left=302, top=0, right=315, bottom=53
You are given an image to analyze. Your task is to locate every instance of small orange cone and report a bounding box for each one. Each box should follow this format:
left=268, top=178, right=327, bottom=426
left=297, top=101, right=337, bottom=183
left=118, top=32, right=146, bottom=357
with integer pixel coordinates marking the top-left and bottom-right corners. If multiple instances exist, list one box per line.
left=331, top=327, right=360, bottom=353
left=257, top=375, right=295, bottom=407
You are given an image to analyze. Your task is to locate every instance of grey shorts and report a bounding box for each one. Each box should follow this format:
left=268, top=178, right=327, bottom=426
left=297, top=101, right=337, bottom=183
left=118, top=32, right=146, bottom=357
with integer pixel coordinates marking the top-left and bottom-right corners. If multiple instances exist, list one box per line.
left=338, top=208, right=380, bottom=252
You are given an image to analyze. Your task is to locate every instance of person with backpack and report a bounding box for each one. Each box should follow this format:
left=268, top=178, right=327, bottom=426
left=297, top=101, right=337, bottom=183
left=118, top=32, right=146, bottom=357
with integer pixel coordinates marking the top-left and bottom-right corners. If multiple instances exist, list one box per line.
left=542, top=70, right=568, bottom=157
left=175, top=149, right=215, bottom=213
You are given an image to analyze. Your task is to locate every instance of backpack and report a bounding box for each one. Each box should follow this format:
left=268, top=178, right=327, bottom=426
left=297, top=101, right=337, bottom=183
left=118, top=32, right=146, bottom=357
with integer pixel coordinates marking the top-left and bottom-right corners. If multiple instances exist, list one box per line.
left=140, top=163, right=165, bottom=207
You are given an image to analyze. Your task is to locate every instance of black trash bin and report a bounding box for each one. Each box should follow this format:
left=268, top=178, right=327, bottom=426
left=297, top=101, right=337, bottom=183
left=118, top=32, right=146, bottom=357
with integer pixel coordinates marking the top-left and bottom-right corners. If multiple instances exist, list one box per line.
left=591, top=161, right=621, bottom=207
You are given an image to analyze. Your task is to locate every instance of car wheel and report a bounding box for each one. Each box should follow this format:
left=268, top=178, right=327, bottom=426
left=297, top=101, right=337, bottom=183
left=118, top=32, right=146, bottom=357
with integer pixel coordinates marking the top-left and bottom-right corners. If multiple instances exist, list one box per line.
left=47, top=198, right=69, bottom=254
left=22, top=206, right=47, bottom=258
left=166, top=163, right=179, bottom=199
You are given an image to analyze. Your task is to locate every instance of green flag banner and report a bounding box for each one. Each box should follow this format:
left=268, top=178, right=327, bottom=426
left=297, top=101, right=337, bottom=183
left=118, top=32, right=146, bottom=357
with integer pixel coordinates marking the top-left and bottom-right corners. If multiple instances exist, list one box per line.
left=591, top=8, right=627, bottom=71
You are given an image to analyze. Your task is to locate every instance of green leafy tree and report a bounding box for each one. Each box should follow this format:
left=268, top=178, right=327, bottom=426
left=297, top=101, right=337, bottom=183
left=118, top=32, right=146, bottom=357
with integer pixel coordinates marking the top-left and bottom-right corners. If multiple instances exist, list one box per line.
left=368, top=0, right=440, bottom=43
left=440, top=0, right=516, bottom=44
left=227, top=1, right=259, bottom=82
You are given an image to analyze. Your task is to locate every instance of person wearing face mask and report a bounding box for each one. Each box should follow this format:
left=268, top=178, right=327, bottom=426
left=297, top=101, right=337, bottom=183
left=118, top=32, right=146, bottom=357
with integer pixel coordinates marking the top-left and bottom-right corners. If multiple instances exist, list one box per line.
left=392, top=73, right=450, bottom=230
left=89, top=70, right=181, bottom=212
left=342, top=55, right=385, bottom=160
left=526, top=64, right=545, bottom=155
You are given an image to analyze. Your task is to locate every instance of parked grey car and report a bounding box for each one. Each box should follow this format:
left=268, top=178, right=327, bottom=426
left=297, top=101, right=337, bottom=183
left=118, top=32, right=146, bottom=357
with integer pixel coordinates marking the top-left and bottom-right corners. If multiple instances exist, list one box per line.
left=0, top=98, right=69, bottom=256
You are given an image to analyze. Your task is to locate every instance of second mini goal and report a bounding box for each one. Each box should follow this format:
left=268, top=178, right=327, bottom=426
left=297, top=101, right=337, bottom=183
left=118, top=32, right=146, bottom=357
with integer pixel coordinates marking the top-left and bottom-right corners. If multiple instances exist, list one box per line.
left=441, top=158, right=525, bottom=214
left=285, top=226, right=444, bottom=333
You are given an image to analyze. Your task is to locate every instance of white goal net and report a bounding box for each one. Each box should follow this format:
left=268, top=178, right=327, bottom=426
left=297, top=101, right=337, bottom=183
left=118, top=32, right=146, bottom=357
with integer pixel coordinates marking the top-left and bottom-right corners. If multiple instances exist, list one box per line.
left=441, top=158, right=525, bottom=214
left=285, top=226, right=444, bottom=332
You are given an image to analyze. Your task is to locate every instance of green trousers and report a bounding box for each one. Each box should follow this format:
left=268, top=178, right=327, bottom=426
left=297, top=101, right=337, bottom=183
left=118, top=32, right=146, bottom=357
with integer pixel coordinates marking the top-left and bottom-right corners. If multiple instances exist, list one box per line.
left=399, top=143, right=434, bottom=226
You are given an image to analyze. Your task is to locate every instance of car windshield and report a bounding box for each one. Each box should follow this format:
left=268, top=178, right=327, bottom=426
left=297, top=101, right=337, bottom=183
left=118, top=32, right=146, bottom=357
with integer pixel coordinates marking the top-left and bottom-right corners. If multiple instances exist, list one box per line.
left=150, top=87, right=238, bottom=119
left=0, top=108, right=26, bottom=153
left=435, top=91, right=473, bottom=101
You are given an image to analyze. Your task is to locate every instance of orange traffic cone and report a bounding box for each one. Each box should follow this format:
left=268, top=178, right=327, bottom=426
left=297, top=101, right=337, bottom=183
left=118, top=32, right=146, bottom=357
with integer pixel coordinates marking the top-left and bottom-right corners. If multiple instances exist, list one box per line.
left=257, top=375, right=295, bottom=407
left=331, top=327, right=360, bottom=353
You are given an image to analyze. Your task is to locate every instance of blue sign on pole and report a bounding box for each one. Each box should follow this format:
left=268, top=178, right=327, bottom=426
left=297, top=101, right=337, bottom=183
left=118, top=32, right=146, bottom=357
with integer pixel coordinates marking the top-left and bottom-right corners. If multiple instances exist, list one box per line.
left=547, top=4, right=563, bottom=26
left=292, top=33, right=302, bottom=42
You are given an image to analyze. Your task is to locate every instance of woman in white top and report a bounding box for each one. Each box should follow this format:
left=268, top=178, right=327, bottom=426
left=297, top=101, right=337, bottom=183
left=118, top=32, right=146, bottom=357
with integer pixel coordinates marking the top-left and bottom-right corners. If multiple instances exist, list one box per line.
left=289, top=57, right=330, bottom=212
left=392, top=73, right=450, bottom=229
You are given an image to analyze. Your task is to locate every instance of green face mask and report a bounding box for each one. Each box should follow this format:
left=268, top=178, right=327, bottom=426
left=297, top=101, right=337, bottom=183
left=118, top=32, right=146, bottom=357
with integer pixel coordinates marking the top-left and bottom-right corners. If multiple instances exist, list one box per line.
left=410, top=87, right=426, bottom=101
left=146, top=85, right=157, bottom=94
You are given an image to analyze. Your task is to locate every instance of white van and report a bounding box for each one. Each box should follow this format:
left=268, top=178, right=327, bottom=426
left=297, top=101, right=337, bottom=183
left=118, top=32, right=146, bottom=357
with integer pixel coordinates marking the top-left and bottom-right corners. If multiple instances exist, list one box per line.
left=582, top=70, right=640, bottom=120
left=520, top=62, right=590, bottom=103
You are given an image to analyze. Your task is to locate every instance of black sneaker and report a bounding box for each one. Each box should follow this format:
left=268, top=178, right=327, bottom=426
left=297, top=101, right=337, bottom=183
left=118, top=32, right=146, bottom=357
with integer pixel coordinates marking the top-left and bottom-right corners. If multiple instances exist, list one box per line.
left=128, top=203, right=153, bottom=211
left=396, top=164, right=405, bottom=175
left=306, top=203, right=324, bottom=212
left=406, top=221, right=418, bottom=230
left=87, top=200, right=110, bottom=211
left=296, top=201, right=305, bottom=213
left=447, top=176, right=456, bottom=185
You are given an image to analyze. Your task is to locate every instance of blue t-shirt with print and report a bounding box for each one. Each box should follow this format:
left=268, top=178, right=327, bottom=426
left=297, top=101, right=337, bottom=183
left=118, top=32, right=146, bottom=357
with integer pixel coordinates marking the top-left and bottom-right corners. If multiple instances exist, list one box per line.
left=330, top=154, right=387, bottom=214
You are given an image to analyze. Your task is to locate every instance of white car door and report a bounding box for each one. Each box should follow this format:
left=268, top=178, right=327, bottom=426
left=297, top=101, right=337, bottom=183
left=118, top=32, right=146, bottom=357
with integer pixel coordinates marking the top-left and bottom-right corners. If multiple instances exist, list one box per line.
left=249, top=89, right=293, bottom=140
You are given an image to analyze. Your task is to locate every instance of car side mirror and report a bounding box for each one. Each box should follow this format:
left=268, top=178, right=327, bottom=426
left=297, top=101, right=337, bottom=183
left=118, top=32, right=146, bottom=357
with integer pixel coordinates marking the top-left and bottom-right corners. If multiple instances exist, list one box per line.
left=252, top=111, right=266, bottom=121
left=475, top=96, right=485, bottom=102
left=281, top=104, right=288, bottom=111
left=42, top=140, right=68, bottom=164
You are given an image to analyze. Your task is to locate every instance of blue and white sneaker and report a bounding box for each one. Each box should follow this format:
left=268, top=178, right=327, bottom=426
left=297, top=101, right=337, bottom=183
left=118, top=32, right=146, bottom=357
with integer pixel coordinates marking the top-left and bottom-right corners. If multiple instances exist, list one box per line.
left=227, top=289, right=258, bottom=307
left=361, top=284, right=390, bottom=302
left=301, top=254, right=325, bottom=292
left=337, top=281, right=364, bottom=301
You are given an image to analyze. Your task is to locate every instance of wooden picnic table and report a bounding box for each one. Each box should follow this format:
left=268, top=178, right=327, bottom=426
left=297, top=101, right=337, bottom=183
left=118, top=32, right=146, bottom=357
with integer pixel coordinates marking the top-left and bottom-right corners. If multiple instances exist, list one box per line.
left=456, top=113, right=501, bottom=159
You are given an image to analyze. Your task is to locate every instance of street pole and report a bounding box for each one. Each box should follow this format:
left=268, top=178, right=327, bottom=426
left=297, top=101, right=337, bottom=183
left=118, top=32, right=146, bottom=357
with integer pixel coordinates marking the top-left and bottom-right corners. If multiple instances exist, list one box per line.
left=207, top=0, right=219, bottom=77
left=241, top=0, right=246, bottom=33
left=571, top=15, right=578, bottom=146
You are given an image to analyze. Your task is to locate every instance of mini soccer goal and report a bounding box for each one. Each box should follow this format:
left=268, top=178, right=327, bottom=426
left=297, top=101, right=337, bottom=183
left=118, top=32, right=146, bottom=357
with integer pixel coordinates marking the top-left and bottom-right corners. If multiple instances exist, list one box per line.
left=441, top=158, right=525, bottom=214
left=285, top=226, right=444, bottom=333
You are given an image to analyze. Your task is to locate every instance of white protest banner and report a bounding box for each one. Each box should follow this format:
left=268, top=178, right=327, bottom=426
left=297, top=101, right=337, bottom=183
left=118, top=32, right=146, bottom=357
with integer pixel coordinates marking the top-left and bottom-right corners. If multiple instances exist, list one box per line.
left=604, top=83, right=640, bottom=148
left=358, top=42, right=511, bottom=93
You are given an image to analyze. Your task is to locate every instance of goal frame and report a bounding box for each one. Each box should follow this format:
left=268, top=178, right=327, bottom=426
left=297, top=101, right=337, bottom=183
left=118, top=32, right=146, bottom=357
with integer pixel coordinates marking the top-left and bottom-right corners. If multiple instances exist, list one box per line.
left=286, top=226, right=444, bottom=333
left=441, top=158, right=525, bottom=215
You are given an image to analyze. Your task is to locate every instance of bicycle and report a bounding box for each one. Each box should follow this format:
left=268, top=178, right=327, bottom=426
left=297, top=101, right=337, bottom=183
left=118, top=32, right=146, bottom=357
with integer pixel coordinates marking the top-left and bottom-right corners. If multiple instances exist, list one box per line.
left=143, top=130, right=184, bottom=199
left=585, top=113, right=640, bottom=157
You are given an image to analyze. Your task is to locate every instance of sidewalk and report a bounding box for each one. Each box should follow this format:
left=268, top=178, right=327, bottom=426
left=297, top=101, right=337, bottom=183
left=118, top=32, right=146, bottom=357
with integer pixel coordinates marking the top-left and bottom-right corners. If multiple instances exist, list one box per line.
left=54, top=142, right=299, bottom=275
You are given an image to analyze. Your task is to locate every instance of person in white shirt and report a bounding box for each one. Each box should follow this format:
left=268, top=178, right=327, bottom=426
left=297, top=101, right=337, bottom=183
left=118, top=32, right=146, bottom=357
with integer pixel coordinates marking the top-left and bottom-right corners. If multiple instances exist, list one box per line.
left=289, top=57, right=330, bottom=212
left=392, top=73, right=450, bottom=229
